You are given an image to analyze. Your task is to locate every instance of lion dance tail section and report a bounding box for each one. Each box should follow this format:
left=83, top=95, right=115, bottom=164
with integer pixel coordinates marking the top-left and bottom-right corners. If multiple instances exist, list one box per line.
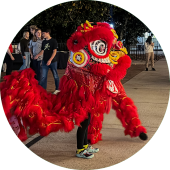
left=0, top=68, right=92, bottom=141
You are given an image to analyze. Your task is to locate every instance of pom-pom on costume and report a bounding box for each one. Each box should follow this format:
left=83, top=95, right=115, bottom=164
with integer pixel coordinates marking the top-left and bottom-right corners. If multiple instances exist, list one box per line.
left=0, top=21, right=147, bottom=144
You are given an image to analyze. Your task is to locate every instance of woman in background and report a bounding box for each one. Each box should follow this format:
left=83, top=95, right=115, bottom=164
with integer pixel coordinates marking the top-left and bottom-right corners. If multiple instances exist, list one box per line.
left=29, top=28, right=43, bottom=81
left=145, top=36, right=156, bottom=71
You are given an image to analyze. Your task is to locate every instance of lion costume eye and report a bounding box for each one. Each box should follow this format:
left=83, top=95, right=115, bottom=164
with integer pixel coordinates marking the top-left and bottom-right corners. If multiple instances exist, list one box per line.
left=90, top=40, right=107, bottom=56
left=88, top=40, right=109, bottom=59
left=70, top=49, right=90, bottom=67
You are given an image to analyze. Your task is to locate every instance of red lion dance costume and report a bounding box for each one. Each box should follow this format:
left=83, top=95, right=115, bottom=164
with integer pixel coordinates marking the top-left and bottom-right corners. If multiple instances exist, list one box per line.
left=0, top=21, right=147, bottom=143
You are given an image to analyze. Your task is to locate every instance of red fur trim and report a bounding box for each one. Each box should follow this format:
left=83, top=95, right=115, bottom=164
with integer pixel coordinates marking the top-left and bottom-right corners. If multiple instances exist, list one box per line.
left=94, top=90, right=101, bottom=107
left=29, top=124, right=39, bottom=135
left=105, top=97, right=112, bottom=114
left=124, top=124, right=147, bottom=137
left=85, top=27, right=113, bottom=58
left=112, top=98, right=119, bottom=110
left=67, top=32, right=87, bottom=52
left=101, top=81, right=107, bottom=94
left=78, top=86, right=85, bottom=100
left=2, top=96, right=12, bottom=119
left=61, top=116, right=74, bottom=132
left=116, top=109, right=126, bottom=128
left=97, top=22, right=113, bottom=29
left=106, top=89, right=117, bottom=98
left=106, top=55, right=131, bottom=81
left=90, top=63, right=111, bottom=76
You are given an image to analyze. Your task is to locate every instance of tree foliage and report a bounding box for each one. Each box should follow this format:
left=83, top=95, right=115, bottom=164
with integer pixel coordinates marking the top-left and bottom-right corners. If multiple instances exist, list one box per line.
left=14, top=0, right=111, bottom=42
left=13, top=0, right=150, bottom=46
left=112, top=6, right=150, bottom=45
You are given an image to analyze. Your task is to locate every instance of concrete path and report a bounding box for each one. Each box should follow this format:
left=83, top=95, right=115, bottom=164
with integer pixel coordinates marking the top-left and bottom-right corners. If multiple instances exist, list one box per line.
left=23, top=58, right=170, bottom=170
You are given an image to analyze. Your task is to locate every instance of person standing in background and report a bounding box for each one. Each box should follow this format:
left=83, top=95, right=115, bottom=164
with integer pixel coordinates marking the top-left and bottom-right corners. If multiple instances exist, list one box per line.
left=145, top=36, right=156, bottom=71
left=3, top=44, right=15, bottom=75
left=30, top=25, right=38, bottom=69
left=35, top=28, right=59, bottom=93
left=19, top=31, right=30, bottom=70
left=29, top=28, right=43, bottom=81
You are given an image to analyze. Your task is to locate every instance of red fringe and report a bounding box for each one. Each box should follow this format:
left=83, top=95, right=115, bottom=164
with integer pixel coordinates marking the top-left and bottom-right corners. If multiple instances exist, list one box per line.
left=105, top=97, right=112, bottom=114
left=67, top=32, right=87, bottom=52
left=106, top=55, right=131, bottom=81
left=90, top=63, right=111, bottom=76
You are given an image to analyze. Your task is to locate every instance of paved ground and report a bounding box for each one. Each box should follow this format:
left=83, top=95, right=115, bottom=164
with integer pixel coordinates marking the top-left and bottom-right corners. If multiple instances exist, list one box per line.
left=1, top=58, right=169, bottom=169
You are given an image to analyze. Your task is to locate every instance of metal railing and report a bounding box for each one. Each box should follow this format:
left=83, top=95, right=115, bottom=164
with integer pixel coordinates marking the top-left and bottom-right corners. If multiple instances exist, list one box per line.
left=12, top=42, right=69, bottom=54
left=12, top=42, right=165, bottom=61
left=129, top=45, right=165, bottom=60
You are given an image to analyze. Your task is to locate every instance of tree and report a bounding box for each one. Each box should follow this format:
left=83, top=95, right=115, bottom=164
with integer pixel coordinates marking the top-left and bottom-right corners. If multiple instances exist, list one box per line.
left=13, top=0, right=111, bottom=43
left=13, top=0, right=150, bottom=50
left=112, top=6, right=150, bottom=46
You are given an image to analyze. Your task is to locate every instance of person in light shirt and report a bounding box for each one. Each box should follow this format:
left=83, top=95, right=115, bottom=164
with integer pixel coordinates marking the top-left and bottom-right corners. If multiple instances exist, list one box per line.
left=29, top=28, right=43, bottom=81
left=144, top=36, right=156, bottom=71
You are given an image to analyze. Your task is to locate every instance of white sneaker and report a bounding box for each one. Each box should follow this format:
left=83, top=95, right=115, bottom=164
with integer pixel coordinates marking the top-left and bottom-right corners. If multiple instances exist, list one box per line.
left=76, top=149, right=94, bottom=159
left=85, top=145, right=99, bottom=153
left=52, top=90, right=60, bottom=95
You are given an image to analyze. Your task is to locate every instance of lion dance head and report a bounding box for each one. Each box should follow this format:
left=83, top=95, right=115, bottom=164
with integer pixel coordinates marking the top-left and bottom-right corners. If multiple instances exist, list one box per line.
left=66, top=20, right=131, bottom=81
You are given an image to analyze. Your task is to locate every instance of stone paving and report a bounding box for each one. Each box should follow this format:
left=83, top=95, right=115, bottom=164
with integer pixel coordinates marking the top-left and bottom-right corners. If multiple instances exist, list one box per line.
left=1, top=58, right=169, bottom=169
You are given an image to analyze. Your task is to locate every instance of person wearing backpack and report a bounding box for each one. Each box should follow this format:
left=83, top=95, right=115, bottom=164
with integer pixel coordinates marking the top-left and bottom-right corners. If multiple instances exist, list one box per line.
left=19, top=31, right=30, bottom=70
left=29, top=28, right=43, bottom=81
left=144, top=36, right=156, bottom=71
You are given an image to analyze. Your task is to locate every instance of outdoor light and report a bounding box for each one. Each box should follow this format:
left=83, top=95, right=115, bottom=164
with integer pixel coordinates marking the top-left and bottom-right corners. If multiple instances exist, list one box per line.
left=110, top=24, right=114, bottom=28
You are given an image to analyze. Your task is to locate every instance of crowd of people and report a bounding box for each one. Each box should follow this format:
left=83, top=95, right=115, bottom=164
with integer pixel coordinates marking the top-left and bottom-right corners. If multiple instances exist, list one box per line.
left=3, top=32, right=156, bottom=82
left=4, top=25, right=60, bottom=94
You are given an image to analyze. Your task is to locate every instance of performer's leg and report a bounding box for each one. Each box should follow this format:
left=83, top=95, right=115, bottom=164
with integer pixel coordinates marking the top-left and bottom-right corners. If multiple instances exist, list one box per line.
left=83, top=114, right=91, bottom=146
left=76, top=113, right=94, bottom=158
left=77, top=115, right=90, bottom=150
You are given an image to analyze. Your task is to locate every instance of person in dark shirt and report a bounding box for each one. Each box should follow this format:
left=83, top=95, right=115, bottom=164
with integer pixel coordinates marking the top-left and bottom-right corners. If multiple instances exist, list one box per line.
left=19, top=31, right=30, bottom=70
left=35, top=28, right=59, bottom=92
left=4, top=44, right=15, bottom=75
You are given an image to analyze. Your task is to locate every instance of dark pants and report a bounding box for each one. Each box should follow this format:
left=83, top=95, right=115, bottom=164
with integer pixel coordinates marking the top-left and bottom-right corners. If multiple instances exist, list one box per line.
left=4, top=53, right=13, bottom=75
left=30, top=58, right=34, bottom=70
left=32, top=59, right=41, bottom=81
left=39, top=60, right=59, bottom=90
left=77, top=114, right=91, bottom=149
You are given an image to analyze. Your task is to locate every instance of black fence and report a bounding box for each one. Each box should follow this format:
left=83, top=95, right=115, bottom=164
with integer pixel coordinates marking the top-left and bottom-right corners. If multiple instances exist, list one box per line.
left=129, top=45, right=165, bottom=60
left=12, top=43, right=165, bottom=61
left=12, top=43, right=68, bottom=53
